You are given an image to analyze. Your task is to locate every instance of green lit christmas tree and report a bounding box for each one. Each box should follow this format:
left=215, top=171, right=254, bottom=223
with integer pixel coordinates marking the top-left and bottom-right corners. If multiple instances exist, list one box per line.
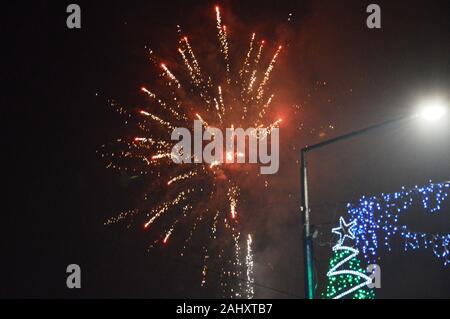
left=323, top=217, right=375, bottom=299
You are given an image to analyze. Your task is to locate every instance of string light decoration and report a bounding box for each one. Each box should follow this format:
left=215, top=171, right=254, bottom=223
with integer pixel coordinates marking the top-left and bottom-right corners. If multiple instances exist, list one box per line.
left=324, top=217, right=375, bottom=299
left=346, top=181, right=450, bottom=265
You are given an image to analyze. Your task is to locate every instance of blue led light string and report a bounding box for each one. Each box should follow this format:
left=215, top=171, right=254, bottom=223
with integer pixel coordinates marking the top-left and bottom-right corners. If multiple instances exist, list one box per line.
left=345, top=181, right=450, bottom=265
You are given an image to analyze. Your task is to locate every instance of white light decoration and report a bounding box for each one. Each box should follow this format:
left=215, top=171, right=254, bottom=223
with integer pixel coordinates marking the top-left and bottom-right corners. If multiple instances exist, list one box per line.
left=332, top=216, right=357, bottom=246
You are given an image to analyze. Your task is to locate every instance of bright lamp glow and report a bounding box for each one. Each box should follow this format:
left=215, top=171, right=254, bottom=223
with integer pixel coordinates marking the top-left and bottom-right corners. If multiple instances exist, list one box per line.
left=419, top=99, right=447, bottom=121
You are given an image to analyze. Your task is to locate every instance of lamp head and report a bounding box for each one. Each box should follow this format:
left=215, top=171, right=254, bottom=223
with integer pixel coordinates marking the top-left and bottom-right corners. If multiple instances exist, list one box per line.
left=418, top=98, right=447, bottom=121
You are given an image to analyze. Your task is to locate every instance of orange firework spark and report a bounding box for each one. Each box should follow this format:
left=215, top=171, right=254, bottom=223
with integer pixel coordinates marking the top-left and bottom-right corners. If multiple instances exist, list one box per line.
left=100, top=5, right=284, bottom=298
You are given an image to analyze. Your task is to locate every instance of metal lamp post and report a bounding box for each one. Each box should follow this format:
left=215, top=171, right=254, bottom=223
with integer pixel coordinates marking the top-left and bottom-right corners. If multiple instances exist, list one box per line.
left=300, top=98, right=448, bottom=298
left=300, top=114, right=417, bottom=299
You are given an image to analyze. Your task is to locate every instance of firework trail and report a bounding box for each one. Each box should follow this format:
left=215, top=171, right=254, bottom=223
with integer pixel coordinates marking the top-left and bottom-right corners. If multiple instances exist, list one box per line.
left=246, top=234, right=255, bottom=299
left=99, top=5, right=285, bottom=297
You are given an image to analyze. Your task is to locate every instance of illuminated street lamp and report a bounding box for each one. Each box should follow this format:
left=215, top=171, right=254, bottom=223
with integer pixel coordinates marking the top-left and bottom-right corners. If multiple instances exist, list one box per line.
left=417, top=98, right=448, bottom=121
left=300, top=98, right=448, bottom=299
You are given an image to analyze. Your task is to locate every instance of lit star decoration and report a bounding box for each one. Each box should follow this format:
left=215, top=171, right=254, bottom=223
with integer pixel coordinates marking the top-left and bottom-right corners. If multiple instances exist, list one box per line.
left=346, top=181, right=450, bottom=265
left=332, top=216, right=356, bottom=246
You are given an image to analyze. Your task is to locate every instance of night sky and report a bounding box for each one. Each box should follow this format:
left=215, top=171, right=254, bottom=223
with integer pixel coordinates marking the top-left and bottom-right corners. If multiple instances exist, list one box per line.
left=3, top=0, right=450, bottom=298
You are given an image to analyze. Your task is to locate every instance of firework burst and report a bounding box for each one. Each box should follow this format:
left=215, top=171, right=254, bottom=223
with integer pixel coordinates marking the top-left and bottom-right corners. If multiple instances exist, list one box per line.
left=99, top=6, right=284, bottom=298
